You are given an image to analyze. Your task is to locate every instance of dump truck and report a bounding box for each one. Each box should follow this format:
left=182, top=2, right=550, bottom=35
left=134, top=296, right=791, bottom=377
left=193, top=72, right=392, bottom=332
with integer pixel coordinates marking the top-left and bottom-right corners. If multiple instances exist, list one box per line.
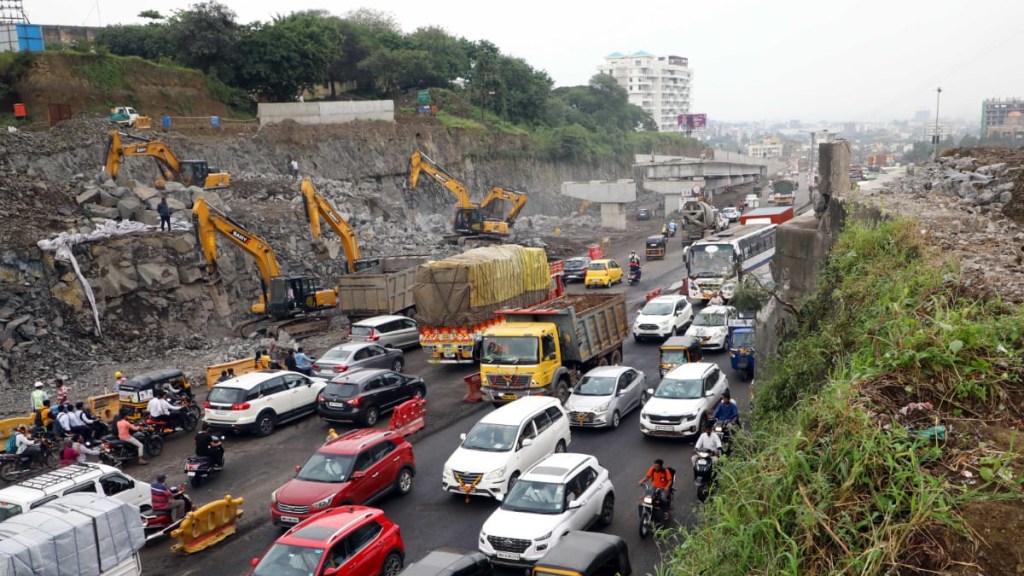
left=337, top=255, right=429, bottom=318
left=679, top=199, right=717, bottom=246
left=475, top=293, right=629, bottom=406
left=414, top=245, right=556, bottom=364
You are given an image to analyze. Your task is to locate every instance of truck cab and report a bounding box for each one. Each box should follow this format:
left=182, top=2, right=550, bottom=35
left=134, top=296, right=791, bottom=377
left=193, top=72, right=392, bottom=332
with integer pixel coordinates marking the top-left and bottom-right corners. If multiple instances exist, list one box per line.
left=475, top=322, right=563, bottom=404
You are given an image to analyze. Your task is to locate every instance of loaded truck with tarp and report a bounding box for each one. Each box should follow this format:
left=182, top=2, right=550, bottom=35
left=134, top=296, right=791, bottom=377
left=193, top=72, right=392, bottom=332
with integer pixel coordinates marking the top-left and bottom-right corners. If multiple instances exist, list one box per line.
left=474, top=293, right=629, bottom=405
left=415, top=245, right=556, bottom=364
left=0, top=492, right=145, bottom=576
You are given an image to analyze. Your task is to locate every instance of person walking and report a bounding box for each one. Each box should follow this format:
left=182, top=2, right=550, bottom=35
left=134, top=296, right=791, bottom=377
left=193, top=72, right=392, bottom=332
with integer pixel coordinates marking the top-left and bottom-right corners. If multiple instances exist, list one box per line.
left=157, top=197, right=172, bottom=231
left=30, top=381, right=48, bottom=412
left=289, top=158, right=299, bottom=181
left=54, top=379, right=69, bottom=406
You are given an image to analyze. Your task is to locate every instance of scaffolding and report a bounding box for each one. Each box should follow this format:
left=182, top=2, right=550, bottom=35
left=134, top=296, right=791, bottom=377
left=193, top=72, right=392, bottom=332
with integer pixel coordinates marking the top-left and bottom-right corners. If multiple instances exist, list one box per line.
left=0, top=1, right=29, bottom=53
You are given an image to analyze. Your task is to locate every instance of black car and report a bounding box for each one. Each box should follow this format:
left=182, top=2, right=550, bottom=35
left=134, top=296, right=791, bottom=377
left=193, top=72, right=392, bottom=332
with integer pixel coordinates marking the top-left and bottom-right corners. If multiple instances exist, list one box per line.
left=563, top=257, right=592, bottom=283
left=317, top=368, right=426, bottom=427
left=635, top=208, right=652, bottom=220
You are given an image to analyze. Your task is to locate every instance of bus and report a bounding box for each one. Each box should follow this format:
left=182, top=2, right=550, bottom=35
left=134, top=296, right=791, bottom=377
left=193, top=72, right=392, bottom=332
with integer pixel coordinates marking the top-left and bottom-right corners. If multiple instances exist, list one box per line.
left=682, top=223, right=777, bottom=303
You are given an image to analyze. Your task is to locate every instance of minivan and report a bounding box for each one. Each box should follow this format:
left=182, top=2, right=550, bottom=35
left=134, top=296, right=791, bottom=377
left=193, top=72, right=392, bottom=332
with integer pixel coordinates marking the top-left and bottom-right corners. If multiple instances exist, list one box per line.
left=442, top=397, right=571, bottom=500
left=350, top=315, right=420, bottom=350
left=0, top=463, right=151, bottom=521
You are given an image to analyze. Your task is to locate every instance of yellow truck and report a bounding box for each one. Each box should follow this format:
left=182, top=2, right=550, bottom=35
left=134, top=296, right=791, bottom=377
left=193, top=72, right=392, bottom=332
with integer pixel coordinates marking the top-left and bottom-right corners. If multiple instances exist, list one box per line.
left=475, top=293, right=629, bottom=405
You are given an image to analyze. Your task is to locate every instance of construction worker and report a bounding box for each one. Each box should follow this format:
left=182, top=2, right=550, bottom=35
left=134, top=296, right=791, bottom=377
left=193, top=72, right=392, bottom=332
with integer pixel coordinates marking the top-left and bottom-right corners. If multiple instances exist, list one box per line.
left=30, top=381, right=48, bottom=412
left=114, top=371, right=126, bottom=392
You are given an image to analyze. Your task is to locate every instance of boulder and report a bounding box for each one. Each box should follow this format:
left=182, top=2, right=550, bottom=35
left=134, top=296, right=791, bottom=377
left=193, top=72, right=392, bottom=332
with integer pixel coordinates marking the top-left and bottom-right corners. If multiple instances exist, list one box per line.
left=978, top=163, right=1007, bottom=175
left=978, top=191, right=997, bottom=205
left=164, top=181, right=186, bottom=192
left=116, top=196, right=143, bottom=220
left=954, top=157, right=976, bottom=171
left=178, top=266, right=204, bottom=284
left=76, top=188, right=100, bottom=205
left=101, top=178, right=118, bottom=190
left=110, top=186, right=130, bottom=199
left=166, top=235, right=193, bottom=255
left=99, top=266, right=139, bottom=298
left=146, top=196, right=187, bottom=212
left=84, top=204, right=121, bottom=220
left=135, top=210, right=161, bottom=227
left=1000, top=191, right=1014, bottom=204
left=50, top=282, right=84, bottom=309
left=132, top=184, right=160, bottom=204
left=136, top=262, right=181, bottom=291
left=98, top=190, right=120, bottom=208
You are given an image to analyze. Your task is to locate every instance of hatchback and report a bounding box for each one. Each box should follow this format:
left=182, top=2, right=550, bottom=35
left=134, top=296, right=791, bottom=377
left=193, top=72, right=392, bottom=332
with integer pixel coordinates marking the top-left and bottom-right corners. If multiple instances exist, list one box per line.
left=561, top=257, right=591, bottom=284
left=350, top=316, right=420, bottom=350
left=313, top=342, right=406, bottom=378
left=251, top=506, right=405, bottom=576
left=318, top=369, right=427, bottom=427
left=270, top=429, right=415, bottom=527
left=584, top=259, right=622, bottom=289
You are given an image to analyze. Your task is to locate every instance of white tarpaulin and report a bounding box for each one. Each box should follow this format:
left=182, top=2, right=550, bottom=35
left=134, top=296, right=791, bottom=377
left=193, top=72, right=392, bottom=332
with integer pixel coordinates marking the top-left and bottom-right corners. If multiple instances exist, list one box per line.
left=36, top=218, right=192, bottom=338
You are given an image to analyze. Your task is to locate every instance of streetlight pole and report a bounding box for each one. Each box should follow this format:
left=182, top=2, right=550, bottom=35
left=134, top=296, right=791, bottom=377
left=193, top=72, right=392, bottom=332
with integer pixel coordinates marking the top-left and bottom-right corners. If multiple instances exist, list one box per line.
left=932, top=87, right=943, bottom=161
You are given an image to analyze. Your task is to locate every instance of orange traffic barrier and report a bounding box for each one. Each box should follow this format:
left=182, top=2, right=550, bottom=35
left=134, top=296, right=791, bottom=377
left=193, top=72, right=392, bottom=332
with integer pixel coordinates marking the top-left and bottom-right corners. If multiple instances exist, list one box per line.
left=87, top=393, right=121, bottom=422
left=171, top=494, right=244, bottom=554
left=463, top=373, right=483, bottom=403
left=0, top=415, right=35, bottom=449
left=645, top=288, right=663, bottom=302
left=205, top=357, right=261, bottom=388
left=388, top=398, right=426, bottom=437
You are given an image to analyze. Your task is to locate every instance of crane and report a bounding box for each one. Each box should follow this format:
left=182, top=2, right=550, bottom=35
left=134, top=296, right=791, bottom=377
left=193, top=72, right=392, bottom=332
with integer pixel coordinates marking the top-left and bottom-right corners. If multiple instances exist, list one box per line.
left=191, top=197, right=336, bottom=319
left=299, top=178, right=380, bottom=273
left=104, top=130, right=230, bottom=190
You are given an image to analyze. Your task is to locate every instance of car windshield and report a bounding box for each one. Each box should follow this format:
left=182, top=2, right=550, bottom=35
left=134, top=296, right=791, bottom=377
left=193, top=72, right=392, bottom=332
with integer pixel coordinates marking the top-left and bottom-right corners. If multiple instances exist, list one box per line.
left=461, top=423, right=518, bottom=452
left=655, top=378, right=703, bottom=399
left=501, top=479, right=566, bottom=514
left=479, top=336, right=538, bottom=364
left=253, top=543, right=324, bottom=576
left=689, top=244, right=734, bottom=278
left=587, top=262, right=607, bottom=271
left=207, top=387, right=245, bottom=404
left=574, top=376, right=616, bottom=396
left=296, top=452, right=356, bottom=483
left=350, top=325, right=372, bottom=337
left=564, top=259, right=587, bottom=270
left=661, top=350, right=690, bottom=364
left=733, top=332, right=755, bottom=348
left=324, top=383, right=359, bottom=398
left=641, top=302, right=673, bottom=316
left=694, top=312, right=727, bottom=327
left=320, top=348, right=354, bottom=361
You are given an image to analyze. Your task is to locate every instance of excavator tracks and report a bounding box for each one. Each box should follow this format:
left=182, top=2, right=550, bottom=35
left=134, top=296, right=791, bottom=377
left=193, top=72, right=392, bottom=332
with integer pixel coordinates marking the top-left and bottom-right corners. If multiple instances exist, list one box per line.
left=235, top=315, right=333, bottom=339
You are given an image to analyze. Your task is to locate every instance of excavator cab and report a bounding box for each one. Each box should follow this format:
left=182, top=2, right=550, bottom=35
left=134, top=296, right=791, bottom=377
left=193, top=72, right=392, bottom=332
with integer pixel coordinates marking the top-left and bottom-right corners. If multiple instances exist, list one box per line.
left=180, top=161, right=211, bottom=188
left=267, top=276, right=337, bottom=319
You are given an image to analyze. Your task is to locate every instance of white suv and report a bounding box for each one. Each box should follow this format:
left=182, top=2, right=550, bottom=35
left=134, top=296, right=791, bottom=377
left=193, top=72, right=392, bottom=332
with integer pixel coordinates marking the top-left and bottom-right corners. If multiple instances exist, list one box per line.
left=640, top=362, right=729, bottom=438
left=0, top=463, right=151, bottom=521
left=443, top=397, right=571, bottom=500
left=633, top=295, right=693, bottom=341
left=478, top=453, right=615, bottom=567
left=204, top=370, right=327, bottom=436
left=684, top=305, right=738, bottom=350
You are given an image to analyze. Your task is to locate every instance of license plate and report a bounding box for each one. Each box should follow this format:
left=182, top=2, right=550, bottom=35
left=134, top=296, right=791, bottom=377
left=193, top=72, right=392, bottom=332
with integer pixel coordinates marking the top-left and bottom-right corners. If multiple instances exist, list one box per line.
left=187, top=471, right=195, bottom=477
left=501, top=394, right=517, bottom=401
left=328, top=402, right=346, bottom=408
left=496, top=552, right=520, bottom=561
left=280, top=516, right=300, bottom=524
left=697, top=459, right=709, bottom=465
left=211, top=410, right=228, bottom=416
left=656, top=425, right=674, bottom=431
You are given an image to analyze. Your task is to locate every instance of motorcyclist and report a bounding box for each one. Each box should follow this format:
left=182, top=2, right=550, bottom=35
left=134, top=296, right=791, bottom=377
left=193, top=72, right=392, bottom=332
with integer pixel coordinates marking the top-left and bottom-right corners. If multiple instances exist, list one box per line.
left=147, top=390, right=185, bottom=432
left=194, top=422, right=224, bottom=469
left=628, top=251, right=641, bottom=267
left=638, top=458, right=674, bottom=519
left=150, top=473, right=186, bottom=522
left=708, top=291, right=725, bottom=306
left=692, top=422, right=723, bottom=468
left=712, top=390, right=741, bottom=427
left=629, top=259, right=642, bottom=282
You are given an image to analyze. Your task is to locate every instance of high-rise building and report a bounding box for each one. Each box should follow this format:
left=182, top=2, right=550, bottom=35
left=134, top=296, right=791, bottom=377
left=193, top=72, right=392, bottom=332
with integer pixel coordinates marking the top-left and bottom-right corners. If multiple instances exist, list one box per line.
left=981, top=98, right=1024, bottom=139
left=914, top=110, right=930, bottom=123
left=599, top=51, right=693, bottom=132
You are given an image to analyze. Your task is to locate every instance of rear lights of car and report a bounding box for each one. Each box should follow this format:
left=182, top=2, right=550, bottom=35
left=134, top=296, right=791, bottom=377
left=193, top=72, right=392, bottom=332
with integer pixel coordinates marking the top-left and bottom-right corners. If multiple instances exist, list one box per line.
left=231, top=403, right=251, bottom=411
left=318, top=394, right=325, bottom=404
left=333, top=365, right=348, bottom=372
left=312, top=364, right=319, bottom=372
left=367, top=329, right=379, bottom=342
left=346, top=397, right=362, bottom=407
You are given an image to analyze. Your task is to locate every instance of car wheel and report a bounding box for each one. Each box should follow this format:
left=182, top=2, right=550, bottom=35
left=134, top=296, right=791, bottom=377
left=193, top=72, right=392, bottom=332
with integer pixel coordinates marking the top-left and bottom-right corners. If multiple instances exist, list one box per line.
left=396, top=467, right=414, bottom=496
left=381, top=553, right=403, bottom=576
left=256, top=412, right=276, bottom=437
left=507, top=472, right=520, bottom=492
left=363, top=407, right=380, bottom=427
left=599, top=493, right=615, bottom=527
left=412, top=387, right=426, bottom=400
left=633, top=334, right=641, bottom=343
left=391, top=358, right=405, bottom=372
left=555, top=440, right=567, bottom=453
left=611, top=410, right=621, bottom=429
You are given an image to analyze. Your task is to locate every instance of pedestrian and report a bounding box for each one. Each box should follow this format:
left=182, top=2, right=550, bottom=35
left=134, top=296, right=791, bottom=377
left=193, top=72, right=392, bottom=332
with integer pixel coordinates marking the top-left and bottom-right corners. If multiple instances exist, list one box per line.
left=114, top=371, right=127, bottom=392
left=284, top=350, right=298, bottom=372
left=54, top=379, right=68, bottom=406
left=30, top=381, right=48, bottom=412
left=294, top=347, right=313, bottom=376
left=216, top=370, right=229, bottom=383
left=157, top=197, right=171, bottom=231
left=227, top=368, right=236, bottom=379
left=289, top=158, right=299, bottom=181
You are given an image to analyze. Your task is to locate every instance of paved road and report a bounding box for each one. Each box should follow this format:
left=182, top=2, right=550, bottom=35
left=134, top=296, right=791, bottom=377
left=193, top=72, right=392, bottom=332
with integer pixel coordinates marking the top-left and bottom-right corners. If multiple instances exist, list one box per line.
left=139, top=225, right=751, bottom=576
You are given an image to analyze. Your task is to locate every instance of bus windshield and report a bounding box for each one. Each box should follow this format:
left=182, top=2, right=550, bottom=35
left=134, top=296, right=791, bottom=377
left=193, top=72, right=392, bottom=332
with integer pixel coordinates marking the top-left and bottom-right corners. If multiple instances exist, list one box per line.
left=689, top=244, right=735, bottom=278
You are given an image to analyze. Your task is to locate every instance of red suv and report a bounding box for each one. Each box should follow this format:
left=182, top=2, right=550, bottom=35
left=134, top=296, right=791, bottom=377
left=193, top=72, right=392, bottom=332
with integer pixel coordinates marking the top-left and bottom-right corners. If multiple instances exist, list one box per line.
left=250, top=506, right=405, bottom=576
left=271, top=429, right=415, bottom=527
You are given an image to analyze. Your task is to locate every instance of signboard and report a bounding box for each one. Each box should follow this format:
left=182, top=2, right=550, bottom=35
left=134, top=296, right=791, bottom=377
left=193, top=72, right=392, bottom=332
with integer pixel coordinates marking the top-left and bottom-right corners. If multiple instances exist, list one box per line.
left=588, top=244, right=603, bottom=260
left=677, top=113, right=707, bottom=131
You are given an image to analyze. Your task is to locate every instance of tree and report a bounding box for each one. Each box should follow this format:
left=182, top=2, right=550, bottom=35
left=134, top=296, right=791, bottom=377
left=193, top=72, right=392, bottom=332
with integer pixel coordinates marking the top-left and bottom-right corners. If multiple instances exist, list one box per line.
left=138, top=10, right=164, bottom=20
left=552, top=74, right=654, bottom=132
left=358, top=48, right=432, bottom=97
left=95, top=24, right=170, bottom=60
left=406, top=27, right=471, bottom=88
left=168, top=1, right=239, bottom=74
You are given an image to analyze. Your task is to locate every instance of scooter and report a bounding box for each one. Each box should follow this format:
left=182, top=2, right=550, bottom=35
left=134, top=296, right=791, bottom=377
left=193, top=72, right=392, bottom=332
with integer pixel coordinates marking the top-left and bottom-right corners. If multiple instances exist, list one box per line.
left=637, top=468, right=675, bottom=538
left=185, top=438, right=225, bottom=488
left=693, top=450, right=716, bottom=503
left=100, top=427, right=164, bottom=468
left=628, top=267, right=641, bottom=286
left=142, top=490, right=196, bottom=544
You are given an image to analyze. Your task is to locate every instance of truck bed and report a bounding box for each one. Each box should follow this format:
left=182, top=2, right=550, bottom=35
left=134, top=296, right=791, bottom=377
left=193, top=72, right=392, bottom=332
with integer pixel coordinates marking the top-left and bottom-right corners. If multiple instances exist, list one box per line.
left=337, top=255, right=428, bottom=317
left=502, top=293, right=628, bottom=365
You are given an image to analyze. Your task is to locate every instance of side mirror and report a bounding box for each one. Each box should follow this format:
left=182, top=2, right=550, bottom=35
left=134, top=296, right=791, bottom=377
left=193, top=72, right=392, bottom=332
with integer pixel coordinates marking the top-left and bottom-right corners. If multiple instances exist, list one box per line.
left=521, top=438, right=534, bottom=448
left=567, top=499, right=583, bottom=510
left=250, top=558, right=260, bottom=567
left=494, top=492, right=505, bottom=502
left=351, top=470, right=366, bottom=479
left=295, top=465, right=302, bottom=473
left=617, top=389, right=627, bottom=396
left=459, top=433, right=467, bottom=441
left=646, top=388, right=655, bottom=397
left=705, top=390, right=715, bottom=397
left=545, top=353, right=556, bottom=361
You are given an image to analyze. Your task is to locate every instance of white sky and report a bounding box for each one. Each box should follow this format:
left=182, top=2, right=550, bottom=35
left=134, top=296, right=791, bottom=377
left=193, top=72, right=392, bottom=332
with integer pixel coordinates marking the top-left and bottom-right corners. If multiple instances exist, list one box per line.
left=28, top=0, right=1024, bottom=123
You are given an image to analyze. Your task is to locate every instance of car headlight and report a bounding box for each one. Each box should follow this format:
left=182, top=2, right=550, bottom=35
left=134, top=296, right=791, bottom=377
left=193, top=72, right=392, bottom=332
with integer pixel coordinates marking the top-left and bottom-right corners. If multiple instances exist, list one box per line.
left=535, top=532, right=552, bottom=542
left=312, top=495, right=334, bottom=509
left=479, top=531, right=488, bottom=544
left=595, top=401, right=610, bottom=412
left=271, top=489, right=279, bottom=504
left=486, top=466, right=506, bottom=480
left=443, top=466, right=452, bottom=479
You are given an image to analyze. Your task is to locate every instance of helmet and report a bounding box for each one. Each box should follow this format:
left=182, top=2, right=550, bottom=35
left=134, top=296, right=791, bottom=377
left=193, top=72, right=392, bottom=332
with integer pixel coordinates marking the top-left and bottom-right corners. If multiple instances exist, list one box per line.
left=33, top=381, right=44, bottom=388
left=114, top=371, right=123, bottom=379
left=156, top=473, right=167, bottom=482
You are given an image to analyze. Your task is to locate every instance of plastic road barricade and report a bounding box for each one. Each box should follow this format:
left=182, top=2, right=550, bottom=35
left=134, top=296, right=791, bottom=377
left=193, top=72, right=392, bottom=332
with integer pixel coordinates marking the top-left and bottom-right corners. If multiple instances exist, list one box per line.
left=205, top=358, right=261, bottom=388
left=463, top=373, right=483, bottom=403
left=88, top=393, right=121, bottom=422
left=388, top=398, right=426, bottom=437
left=171, top=494, right=244, bottom=554
left=645, top=288, right=663, bottom=302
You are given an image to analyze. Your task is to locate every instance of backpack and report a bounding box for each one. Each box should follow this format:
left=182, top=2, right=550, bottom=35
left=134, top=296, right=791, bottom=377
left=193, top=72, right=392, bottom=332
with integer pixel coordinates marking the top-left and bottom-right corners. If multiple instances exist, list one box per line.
left=5, top=435, right=18, bottom=454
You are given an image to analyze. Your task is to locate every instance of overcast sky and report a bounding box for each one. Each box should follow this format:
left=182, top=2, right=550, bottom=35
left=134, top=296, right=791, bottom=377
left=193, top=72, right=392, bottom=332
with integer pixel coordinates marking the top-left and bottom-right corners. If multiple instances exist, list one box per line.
left=28, top=0, right=1024, bottom=123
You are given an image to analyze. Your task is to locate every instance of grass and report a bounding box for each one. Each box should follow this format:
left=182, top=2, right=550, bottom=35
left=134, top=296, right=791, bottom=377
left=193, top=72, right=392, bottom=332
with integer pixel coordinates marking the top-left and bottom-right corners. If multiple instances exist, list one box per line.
left=658, top=215, right=1024, bottom=575
left=436, top=109, right=485, bottom=131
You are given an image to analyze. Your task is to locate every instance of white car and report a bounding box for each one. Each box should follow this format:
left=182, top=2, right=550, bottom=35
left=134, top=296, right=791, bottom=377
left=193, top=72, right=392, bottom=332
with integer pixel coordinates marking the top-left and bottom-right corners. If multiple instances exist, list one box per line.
left=720, top=207, right=741, bottom=222
left=478, top=453, right=615, bottom=566
left=564, top=366, right=645, bottom=429
left=640, top=362, right=729, bottom=438
left=684, top=305, right=738, bottom=350
left=442, top=397, right=571, bottom=500
left=204, top=370, right=328, bottom=436
left=632, top=295, right=693, bottom=341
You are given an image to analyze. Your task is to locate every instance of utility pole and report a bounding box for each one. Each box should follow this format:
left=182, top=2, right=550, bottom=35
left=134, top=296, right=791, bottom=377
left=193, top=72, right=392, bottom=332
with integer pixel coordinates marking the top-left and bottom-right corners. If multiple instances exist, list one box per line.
left=808, top=130, right=816, bottom=179
left=932, top=87, right=943, bottom=161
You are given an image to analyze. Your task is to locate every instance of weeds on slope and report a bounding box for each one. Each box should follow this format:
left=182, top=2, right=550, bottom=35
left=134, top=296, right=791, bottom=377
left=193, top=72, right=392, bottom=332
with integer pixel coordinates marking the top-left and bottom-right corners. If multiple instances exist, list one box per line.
left=659, top=217, right=1024, bottom=575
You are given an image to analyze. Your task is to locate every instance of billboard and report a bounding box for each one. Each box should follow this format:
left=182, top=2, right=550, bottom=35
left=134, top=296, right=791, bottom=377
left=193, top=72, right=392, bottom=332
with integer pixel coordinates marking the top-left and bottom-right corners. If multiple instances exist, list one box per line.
left=677, top=113, right=707, bottom=131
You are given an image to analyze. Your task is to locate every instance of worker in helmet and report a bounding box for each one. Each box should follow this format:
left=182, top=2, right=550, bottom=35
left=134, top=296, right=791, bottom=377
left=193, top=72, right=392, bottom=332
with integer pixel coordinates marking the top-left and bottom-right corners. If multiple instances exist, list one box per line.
left=114, top=371, right=126, bottom=393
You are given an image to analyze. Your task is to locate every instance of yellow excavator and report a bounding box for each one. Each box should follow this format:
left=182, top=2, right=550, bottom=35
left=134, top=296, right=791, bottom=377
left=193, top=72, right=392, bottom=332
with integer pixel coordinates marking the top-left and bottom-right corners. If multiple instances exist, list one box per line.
left=192, top=197, right=336, bottom=319
left=299, top=178, right=380, bottom=273
left=105, top=130, right=230, bottom=190
left=408, top=149, right=528, bottom=243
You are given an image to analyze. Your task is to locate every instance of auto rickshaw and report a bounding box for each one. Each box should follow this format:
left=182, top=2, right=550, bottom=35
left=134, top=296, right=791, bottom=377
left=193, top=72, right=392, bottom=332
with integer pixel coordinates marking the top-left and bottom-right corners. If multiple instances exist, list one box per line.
left=728, top=317, right=756, bottom=381
left=117, top=368, right=196, bottom=422
left=533, top=532, right=631, bottom=576
left=659, top=335, right=703, bottom=377
left=644, top=235, right=666, bottom=260
left=400, top=549, right=492, bottom=576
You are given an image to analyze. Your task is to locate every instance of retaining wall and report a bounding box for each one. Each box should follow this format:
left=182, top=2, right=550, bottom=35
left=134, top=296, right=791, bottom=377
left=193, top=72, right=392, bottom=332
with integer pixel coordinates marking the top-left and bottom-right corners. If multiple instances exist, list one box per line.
left=257, top=100, right=395, bottom=127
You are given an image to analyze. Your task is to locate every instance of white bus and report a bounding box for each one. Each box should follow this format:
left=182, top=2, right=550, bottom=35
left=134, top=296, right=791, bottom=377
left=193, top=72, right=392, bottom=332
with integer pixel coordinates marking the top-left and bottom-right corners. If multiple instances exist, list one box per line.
left=682, top=223, right=777, bottom=303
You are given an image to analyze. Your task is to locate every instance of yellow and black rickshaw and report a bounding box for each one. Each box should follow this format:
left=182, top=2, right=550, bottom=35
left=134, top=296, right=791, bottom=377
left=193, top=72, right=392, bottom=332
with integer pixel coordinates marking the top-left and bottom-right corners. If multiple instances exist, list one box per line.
left=644, top=235, right=666, bottom=260
left=533, top=532, right=631, bottom=576
left=659, top=335, right=703, bottom=377
left=117, top=368, right=196, bottom=422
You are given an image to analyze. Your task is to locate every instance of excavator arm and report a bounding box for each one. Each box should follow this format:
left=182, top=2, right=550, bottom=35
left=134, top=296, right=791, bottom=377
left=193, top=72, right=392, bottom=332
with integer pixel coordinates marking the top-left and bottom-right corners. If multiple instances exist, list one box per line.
left=300, top=178, right=366, bottom=274
left=479, top=187, right=528, bottom=225
left=408, top=149, right=476, bottom=209
left=105, top=130, right=181, bottom=184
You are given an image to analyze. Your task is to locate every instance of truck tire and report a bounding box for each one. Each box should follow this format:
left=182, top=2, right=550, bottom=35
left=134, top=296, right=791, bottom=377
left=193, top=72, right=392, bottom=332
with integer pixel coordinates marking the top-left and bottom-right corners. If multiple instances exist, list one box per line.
left=597, top=356, right=609, bottom=367
left=609, top=349, right=622, bottom=365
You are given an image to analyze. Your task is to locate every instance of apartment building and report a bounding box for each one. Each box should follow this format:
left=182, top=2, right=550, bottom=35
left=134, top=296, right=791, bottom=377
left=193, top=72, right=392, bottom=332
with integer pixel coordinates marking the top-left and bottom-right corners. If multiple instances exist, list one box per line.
left=599, top=51, right=693, bottom=132
left=981, top=98, right=1024, bottom=139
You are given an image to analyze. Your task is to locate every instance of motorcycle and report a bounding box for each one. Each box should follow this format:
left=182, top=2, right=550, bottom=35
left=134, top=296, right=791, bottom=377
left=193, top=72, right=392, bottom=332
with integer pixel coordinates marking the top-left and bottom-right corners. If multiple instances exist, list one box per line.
left=0, top=439, right=55, bottom=483
left=185, top=437, right=224, bottom=488
left=144, top=407, right=199, bottom=439
left=99, top=428, right=165, bottom=468
left=714, top=420, right=735, bottom=457
left=628, top=267, right=641, bottom=286
left=693, top=450, right=716, bottom=503
left=142, top=490, right=196, bottom=544
left=637, top=469, right=675, bottom=538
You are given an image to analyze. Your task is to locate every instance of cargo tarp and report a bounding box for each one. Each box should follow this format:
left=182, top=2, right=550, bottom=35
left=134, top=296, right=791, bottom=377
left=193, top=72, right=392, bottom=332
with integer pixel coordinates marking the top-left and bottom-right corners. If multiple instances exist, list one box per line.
left=414, top=245, right=550, bottom=327
left=0, top=493, right=143, bottom=576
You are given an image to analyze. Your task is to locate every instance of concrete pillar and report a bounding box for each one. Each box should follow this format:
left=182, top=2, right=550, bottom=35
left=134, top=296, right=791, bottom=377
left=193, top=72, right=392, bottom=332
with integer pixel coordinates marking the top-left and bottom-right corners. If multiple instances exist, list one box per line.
left=600, top=203, right=627, bottom=230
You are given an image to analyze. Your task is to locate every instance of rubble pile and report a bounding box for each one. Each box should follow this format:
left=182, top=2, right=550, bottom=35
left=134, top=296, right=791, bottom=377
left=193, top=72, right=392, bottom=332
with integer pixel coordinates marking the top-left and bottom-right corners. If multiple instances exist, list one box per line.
left=856, top=151, right=1024, bottom=304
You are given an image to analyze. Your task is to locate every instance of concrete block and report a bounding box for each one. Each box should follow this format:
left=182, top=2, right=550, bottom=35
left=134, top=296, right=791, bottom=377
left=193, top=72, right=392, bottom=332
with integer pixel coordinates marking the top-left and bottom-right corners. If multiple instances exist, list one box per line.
left=599, top=203, right=627, bottom=230
left=131, top=184, right=160, bottom=204
left=76, top=188, right=100, bottom=205
left=98, top=190, right=120, bottom=208
left=116, top=196, right=142, bottom=220
left=85, top=204, right=121, bottom=220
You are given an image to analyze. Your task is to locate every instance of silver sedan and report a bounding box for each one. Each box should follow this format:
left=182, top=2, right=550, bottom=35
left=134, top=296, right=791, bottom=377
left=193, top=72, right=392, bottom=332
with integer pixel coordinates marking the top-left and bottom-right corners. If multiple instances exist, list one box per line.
left=311, top=342, right=405, bottom=379
left=564, top=365, right=646, bottom=429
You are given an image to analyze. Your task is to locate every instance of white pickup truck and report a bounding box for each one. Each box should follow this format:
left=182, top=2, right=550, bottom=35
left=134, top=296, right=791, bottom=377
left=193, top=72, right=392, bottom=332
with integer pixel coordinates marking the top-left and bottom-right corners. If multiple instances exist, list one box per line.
left=108, top=106, right=150, bottom=128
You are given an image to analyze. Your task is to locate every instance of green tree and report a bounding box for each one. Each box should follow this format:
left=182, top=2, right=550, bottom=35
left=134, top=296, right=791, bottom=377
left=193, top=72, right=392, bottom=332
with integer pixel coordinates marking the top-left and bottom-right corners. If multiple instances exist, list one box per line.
left=168, top=1, right=239, bottom=74
left=358, top=48, right=432, bottom=97
left=553, top=73, right=654, bottom=131
left=137, top=10, right=164, bottom=20
left=406, top=27, right=471, bottom=88
left=94, top=24, right=170, bottom=60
